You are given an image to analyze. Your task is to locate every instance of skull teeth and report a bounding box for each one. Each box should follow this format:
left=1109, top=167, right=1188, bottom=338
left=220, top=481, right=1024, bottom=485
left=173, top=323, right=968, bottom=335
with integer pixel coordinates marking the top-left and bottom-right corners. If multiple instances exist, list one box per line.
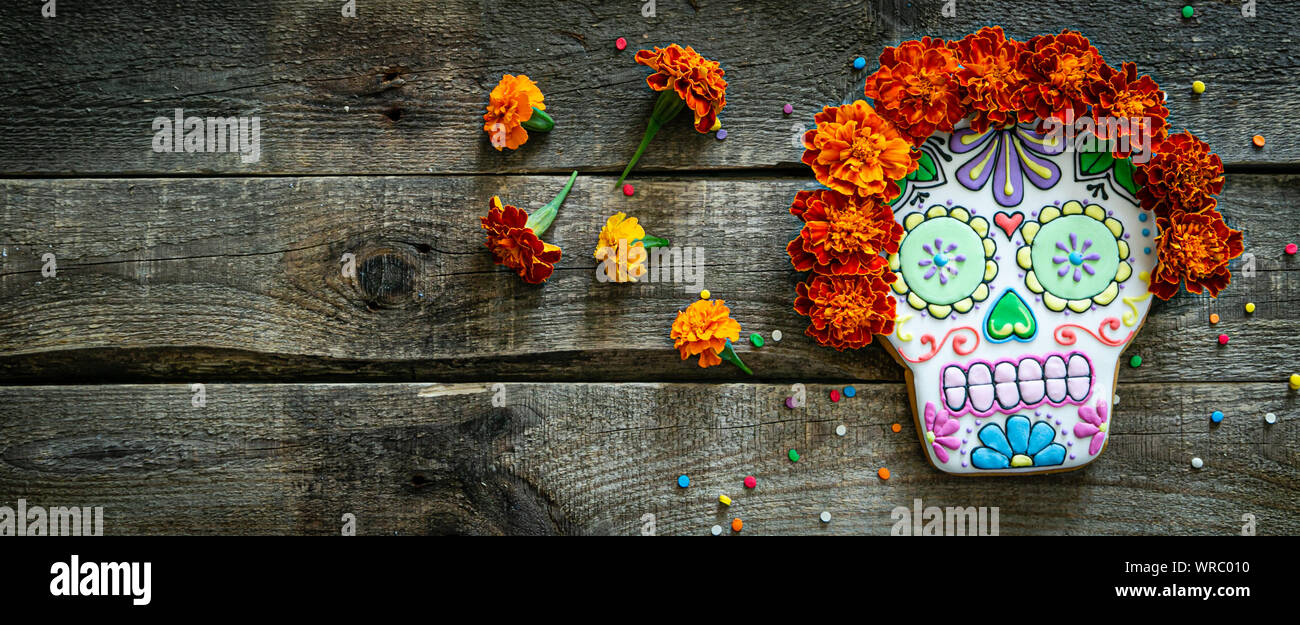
left=941, top=352, right=1093, bottom=415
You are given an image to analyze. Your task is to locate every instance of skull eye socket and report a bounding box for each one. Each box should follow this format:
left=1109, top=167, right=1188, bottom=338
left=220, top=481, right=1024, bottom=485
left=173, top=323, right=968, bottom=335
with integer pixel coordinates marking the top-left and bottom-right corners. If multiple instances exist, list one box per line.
left=1017, top=201, right=1133, bottom=313
left=889, top=205, right=998, bottom=319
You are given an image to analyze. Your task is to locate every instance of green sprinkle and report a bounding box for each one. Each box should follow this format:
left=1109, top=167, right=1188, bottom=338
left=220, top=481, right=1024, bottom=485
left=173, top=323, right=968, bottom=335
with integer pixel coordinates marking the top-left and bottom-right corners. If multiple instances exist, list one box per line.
left=1182, top=5, right=1193, bottom=18
left=788, top=449, right=800, bottom=462
left=749, top=332, right=765, bottom=347
left=1130, top=355, right=1142, bottom=368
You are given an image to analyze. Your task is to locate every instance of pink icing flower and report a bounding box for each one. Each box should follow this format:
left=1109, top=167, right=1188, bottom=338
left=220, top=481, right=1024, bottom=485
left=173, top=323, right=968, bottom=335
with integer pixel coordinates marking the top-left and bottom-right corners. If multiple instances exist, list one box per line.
left=1073, top=400, right=1109, bottom=455
left=924, top=402, right=962, bottom=463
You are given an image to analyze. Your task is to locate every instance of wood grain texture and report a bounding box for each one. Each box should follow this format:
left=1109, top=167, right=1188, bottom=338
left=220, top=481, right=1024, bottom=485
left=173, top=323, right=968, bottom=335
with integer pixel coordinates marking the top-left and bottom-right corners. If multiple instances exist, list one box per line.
left=0, top=382, right=1294, bottom=535
left=1, top=173, right=1294, bottom=383
left=0, top=0, right=1295, bottom=175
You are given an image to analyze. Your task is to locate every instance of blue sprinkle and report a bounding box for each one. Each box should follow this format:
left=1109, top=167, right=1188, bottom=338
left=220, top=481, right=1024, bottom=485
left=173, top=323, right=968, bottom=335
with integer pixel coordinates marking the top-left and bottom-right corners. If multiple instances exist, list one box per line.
left=843, top=386, right=856, bottom=398
left=1144, top=247, right=1152, bottom=254
left=853, top=56, right=866, bottom=70
left=1139, top=212, right=1148, bottom=222
left=677, top=474, right=690, bottom=488
left=1211, top=411, right=1224, bottom=423
left=1142, top=228, right=1150, bottom=237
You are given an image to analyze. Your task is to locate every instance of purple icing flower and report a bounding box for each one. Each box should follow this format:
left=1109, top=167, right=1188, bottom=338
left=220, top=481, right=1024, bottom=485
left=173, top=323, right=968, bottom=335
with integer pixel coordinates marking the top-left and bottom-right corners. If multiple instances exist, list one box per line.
left=916, top=238, right=966, bottom=285
left=1052, top=232, right=1103, bottom=282
left=951, top=124, right=1064, bottom=207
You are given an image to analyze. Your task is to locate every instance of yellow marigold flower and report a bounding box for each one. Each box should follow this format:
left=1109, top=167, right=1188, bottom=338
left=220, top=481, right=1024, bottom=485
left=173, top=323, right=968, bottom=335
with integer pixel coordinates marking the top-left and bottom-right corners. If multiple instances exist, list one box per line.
left=594, top=212, right=648, bottom=282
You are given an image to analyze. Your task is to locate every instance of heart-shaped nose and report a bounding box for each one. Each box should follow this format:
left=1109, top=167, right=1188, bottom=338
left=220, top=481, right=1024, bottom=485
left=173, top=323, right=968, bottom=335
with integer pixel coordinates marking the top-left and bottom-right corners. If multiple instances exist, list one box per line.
left=985, top=288, right=1036, bottom=342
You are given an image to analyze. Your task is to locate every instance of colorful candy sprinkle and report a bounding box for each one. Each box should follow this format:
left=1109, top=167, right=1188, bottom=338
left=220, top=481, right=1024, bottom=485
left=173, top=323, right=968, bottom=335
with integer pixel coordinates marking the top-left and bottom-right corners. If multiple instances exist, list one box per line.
left=719, top=494, right=732, bottom=506
left=711, top=524, right=722, bottom=536
left=877, top=467, right=891, bottom=480
left=716, top=129, right=728, bottom=140
left=1209, top=313, right=1220, bottom=324
left=835, top=424, right=847, bottom=436
left=819, top=511, right=832, bottom=523
left=1289, top=374, right=1300, bottom=390
left=843, top=386, right=856, bottom=398
left=1191, top=456, right=1204, bottom=469
left=1252, top=134, right=1266, bottom=148
left=622, top=183, right=634, bottom=196
left=677, top=474, right=690, bottom=488
left=1287, top=243, right=1298, bottom=255
left=1246, top=302, right=1256, bottom=313
left=615, top=37, right=627, bottom=51
left=771, top=329, right=783, bottom=342
left=1218, top=333, right=1229, bottom=345
left=1182, top=5, right=1194, bottom=18
left=1191, top=80, right=1206, bottom=94
left=699, top=289, right=711, bottom=299
left=749, top=332, right=764, bottom=347
left=731, top=517, right=743, bottom=532
left=744, top=475, right=757, bottom=489
left=1265, top=412, right=1277, bottom=424
left=788, top=449, right=800, bottom=462
left=782, top=104, right=793, bottom=115
left=1211, top=410, right=1224, bottom=423
left=829, top=389, right=841, bottom=402
left=785, top=396, right=797, bottom=409
left=1130, top=354, right=1142, bottom=368
left=852, top=56, right=866, bottom=70
left=891, top=423, right=902, bottom=433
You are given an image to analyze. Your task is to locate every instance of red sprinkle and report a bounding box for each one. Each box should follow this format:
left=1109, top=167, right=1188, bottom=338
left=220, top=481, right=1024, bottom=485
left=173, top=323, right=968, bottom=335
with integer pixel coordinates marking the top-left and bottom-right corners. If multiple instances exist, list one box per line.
left=829, top=389, right=841, bottom=402
left=622, top=183, right=634, bottom=196
left=1218, top=333, right=1229, bottom=345
left=615, top=37, right=627, bottom=51
left=1287, top=243, right=1298, bottom=255
left=744, top=475, right=757, bottom=489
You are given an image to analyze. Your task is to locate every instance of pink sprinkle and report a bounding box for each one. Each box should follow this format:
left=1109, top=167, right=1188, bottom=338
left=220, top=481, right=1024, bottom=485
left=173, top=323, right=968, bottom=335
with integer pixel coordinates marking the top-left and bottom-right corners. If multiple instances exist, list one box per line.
left=622, top=183, right=634, bottom=197
left=615, top=37, right=627, bottom=51
left=1287, top=243, right=1298, bottom=255
left=744, top=476, right=757, bottom=489
left=785, top=396, right=797, bottom=409
left=782, top=104, right=793, bottom=115
left=1218, top=333, right=1229, bottom=345
left=830, top=389, right=841, bottom=402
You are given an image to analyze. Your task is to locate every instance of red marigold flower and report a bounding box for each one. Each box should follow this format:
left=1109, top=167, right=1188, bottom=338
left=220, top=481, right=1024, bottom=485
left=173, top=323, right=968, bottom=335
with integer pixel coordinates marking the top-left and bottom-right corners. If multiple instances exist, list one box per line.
left=1017, top=30, right=1105, bottom=127
left=786, top=189, right=903, bottom=276
left=800, top=100, right=918, bottom=200
left=480, top=196, right=562, bottom=284
left=1134, top=131, right=1225, bottom=218
left=1149, top=208, right=1244, bottom=300
left=1088, top=61, right=1169, bottom=157
left=634, top=44, right=727, bottom=133
left=793, top=269, right=897, bottom=350
left=864, top=37, right=967, bottom=143
left=955, top=26, right=1027, bottom=134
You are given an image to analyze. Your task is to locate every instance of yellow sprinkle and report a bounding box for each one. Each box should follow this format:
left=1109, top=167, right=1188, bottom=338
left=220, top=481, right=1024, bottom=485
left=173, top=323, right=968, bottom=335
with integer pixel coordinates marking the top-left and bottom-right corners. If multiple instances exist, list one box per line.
left=710, top=118, right=722, bottom=132
left=1245, top=302, right=1256, bottom=313
left=699, top=289, right=711, bottom=300
left=719, top=494, right=732, bottom=506
left=1290, top=374, right=1300, bottom=390
left=1192, top=80, right=1206, bottom=94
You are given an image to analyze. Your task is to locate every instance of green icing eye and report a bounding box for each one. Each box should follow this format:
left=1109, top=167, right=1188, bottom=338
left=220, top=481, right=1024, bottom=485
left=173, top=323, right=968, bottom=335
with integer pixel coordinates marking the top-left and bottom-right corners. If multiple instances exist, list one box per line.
left=898, top=217, right=985, bottom=306
left=1029, top=215, right=1119, bottom=300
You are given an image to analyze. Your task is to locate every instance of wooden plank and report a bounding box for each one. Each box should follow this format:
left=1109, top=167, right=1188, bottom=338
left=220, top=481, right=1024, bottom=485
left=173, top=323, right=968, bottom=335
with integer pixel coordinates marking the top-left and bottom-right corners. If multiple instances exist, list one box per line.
left=2, top=173, right=1294, bottom=382
left=0, top=382, right=1293, bottom=535
left=0, top=0, right=1294, bottom=175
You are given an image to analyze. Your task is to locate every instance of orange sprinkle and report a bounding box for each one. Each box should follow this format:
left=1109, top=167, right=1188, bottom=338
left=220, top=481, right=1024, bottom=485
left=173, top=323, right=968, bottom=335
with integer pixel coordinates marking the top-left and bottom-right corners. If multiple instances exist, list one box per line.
left=1210, top=313, right=1220, bottom=324
left=1252, top=135, right=1266, bottom=148
left=731, top=517, right=743, bottom=532
left=877, top=467, right=891, bottom=480
left=891, top=423, right=901, bottom=433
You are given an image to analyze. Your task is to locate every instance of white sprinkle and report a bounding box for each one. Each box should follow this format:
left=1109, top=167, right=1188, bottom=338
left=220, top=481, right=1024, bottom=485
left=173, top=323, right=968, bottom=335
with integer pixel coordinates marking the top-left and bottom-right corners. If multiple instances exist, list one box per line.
left=710, top=525, right=722, bottom=536
left=1112, top=393, right=1120, bottom=406
left=1191, top=457, right=1204, bottom=469
left=771, top=329, right=783, bottom=342
left=819, top=511, right=832, bottom=523
left=835, top=425, right=847, bottom=436
left=1265, top=412, right=1277, bottom=424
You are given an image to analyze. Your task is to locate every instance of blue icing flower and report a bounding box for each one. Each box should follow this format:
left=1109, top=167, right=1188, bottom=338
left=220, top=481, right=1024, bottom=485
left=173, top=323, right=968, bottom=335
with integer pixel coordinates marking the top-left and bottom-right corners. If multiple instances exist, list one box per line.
left=970, top=415, right=1066, bottom=469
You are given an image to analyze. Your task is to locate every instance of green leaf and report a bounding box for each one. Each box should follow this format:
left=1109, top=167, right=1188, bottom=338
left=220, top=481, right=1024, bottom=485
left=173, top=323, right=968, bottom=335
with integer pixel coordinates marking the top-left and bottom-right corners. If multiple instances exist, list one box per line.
left=909, top=151, right=938, bottom=183
left=1079, top=150, right=1114, bottom=176
left=1113, top=157, right=1140, bottom=195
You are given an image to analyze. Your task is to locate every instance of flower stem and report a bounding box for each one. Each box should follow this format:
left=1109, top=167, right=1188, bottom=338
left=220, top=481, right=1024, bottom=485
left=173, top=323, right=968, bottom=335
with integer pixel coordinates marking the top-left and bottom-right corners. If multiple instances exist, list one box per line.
left=615, top=90, right=686, bottom=188
left=525, top=170, right=577, bottom=236
left=718, top=339, right=754, bottom=376
left=520, top=107, right=554, bottom=132
left=635, top=235, right=670, bottom=248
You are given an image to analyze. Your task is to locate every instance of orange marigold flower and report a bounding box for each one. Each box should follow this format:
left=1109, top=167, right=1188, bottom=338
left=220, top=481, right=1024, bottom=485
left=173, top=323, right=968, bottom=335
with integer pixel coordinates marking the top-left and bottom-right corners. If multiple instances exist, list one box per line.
left=483, top=74, right=546, bottom=150
left=955, top=26, right=1027, bottom=134
left=671, top=299, right=742, bottom=368
left=1149, top=208, right=1243, bottom=300
left=1088, top=62, right=1169, bottom=157
left=480, top=196, right=562, bottom=283
left=635, top=44, right=728, bottom=133
left=786, top=189, right=903, bottom=276
left=794, top=270, right=897, bottom=350
left=1134, top=131, right=1225, bottom=218
left=1017, top=30, right=1105, bottom=126
left=801, top=100, right=917, bottom=200
left=864, top=37, right=967, bottom=143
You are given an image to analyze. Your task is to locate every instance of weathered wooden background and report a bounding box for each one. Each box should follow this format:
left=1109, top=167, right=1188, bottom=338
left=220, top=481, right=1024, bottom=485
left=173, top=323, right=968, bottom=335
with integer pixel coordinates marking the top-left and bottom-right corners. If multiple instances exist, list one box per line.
left=1, top=0, right=1296, bottom=535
